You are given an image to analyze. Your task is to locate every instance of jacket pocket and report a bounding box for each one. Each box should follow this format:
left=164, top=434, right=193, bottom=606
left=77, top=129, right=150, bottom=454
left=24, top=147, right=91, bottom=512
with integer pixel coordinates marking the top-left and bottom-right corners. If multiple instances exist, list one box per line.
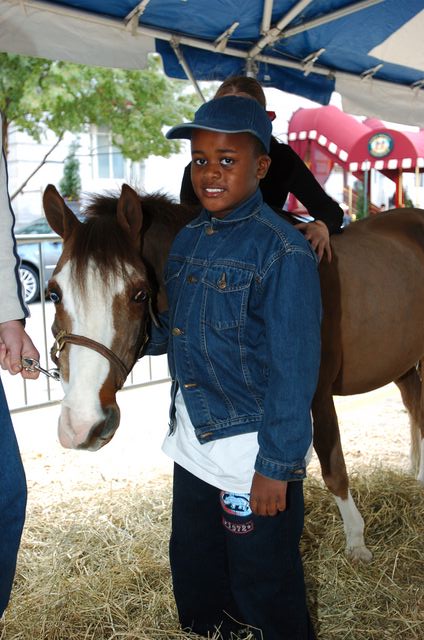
left=202, top=264, right=253, bottom=330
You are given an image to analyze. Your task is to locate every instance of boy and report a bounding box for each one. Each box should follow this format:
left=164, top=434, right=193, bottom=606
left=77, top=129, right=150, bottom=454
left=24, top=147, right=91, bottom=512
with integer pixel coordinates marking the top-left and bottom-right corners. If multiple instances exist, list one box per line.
left=147, top=95, right=321, bottom=639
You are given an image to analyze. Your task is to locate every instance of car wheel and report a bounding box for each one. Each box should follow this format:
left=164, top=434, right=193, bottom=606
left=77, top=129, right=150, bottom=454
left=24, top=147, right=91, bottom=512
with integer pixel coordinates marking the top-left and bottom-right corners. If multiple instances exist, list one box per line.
left=19, top=264, right=40, bottom=304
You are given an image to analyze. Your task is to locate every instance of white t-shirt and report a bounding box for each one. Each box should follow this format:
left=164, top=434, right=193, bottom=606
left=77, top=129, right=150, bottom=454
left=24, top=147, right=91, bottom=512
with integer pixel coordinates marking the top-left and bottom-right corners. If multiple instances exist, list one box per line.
left=162, top=389, right=258, bottom=493
left=162, top=389, right=314, bottom=493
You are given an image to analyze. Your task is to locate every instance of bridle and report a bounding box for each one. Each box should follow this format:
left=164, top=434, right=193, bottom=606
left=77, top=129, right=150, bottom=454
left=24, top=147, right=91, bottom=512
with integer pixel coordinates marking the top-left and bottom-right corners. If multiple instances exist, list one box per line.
left=50, top=323, right=150, bottom=389
left=48, top=280, right=159, bottom=386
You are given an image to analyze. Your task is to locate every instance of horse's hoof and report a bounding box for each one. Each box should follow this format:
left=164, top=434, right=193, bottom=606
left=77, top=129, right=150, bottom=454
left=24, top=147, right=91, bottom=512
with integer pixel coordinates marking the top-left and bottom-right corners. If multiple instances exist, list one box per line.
left=346, top=545, right=373, bottom=563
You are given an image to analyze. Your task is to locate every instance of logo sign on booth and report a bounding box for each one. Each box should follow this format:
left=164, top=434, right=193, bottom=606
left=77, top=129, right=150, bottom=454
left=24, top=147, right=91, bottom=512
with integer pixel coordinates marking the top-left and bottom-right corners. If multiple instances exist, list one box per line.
left=368, top=133, right=394, bottom=158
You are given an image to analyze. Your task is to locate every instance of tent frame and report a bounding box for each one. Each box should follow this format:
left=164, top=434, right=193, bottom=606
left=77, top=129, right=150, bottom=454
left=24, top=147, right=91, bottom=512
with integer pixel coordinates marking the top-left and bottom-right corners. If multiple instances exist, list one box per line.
left=10, top=0, right=400, bottom=88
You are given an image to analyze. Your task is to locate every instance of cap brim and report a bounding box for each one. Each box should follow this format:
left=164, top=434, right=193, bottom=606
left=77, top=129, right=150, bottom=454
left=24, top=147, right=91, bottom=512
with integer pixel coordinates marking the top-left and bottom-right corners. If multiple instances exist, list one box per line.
left=166, top=123, right=199, bottom=140
left=166, top=123, right=268, bottom=149
left=167, top=123, right=255, bottom=140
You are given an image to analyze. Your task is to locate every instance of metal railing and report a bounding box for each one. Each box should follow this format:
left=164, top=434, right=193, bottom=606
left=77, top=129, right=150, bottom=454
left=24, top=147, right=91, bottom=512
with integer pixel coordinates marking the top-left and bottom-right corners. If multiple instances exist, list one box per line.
left=5, top=235, right=170, bottom=413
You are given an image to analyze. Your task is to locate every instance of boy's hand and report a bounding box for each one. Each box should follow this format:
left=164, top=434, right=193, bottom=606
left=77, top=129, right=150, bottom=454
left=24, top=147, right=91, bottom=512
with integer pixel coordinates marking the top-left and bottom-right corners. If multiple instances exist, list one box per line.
left=0, top=320, right=40, bottom=378
left=250, top=472, right=287, bottom=516
left=295, top=219, right=331, bottom=262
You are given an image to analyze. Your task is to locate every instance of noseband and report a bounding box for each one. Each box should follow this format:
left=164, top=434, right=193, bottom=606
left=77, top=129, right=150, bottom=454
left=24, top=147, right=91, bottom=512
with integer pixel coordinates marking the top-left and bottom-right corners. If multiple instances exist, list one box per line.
left=51, top=328, right=149, bottom=388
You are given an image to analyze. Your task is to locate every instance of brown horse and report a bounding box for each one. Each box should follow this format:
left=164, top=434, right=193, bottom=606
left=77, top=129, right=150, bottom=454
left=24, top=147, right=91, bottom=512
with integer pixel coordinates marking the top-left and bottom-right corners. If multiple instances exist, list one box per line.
left=43, top=183, right=424, bottom=562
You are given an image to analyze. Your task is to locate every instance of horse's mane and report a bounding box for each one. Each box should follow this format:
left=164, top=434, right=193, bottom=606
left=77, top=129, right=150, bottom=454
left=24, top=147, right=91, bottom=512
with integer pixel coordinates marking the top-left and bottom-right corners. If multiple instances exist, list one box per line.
left=68, top=190, right=196, bottom=291
left=85, top=190, right=191, bottom=227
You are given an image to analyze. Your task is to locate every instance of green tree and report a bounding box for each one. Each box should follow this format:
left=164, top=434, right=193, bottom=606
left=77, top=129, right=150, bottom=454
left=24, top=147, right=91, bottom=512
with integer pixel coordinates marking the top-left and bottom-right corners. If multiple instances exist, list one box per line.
left=353, top=180, right=367, bottom=219
left=0, top=52, right=199, bottom=197
left=403, top=188, right=414, bottom=208
left=59, top=141, right=81, bottom=201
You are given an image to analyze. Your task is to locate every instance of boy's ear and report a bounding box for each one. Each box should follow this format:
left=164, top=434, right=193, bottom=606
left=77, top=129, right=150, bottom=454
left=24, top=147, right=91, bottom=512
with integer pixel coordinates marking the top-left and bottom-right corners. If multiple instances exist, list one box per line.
left=257, top=154, right=271, bottom=180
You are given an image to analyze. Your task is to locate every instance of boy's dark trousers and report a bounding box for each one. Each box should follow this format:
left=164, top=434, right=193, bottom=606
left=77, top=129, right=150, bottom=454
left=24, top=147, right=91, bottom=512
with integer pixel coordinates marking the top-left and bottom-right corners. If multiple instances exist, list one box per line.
left=170, top=463, right=316, bottom=640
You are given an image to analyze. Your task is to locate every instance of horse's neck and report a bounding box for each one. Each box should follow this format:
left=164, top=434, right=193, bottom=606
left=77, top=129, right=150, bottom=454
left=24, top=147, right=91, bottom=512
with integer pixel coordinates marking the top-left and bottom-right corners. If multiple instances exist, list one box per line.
left=142, top=203, right=198, bottom=313
left=173, top=204, right=200, bottom=231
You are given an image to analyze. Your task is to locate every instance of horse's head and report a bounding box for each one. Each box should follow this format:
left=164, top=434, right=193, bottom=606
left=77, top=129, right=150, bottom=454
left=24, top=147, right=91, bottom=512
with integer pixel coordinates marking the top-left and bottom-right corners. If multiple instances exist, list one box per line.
left=43, top=184, right=155, bottom=451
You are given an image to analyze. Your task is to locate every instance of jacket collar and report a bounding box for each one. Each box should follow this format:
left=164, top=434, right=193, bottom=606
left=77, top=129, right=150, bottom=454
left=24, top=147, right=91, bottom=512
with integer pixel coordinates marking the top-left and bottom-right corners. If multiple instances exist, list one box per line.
left=188, top=189, right=263, bottom=228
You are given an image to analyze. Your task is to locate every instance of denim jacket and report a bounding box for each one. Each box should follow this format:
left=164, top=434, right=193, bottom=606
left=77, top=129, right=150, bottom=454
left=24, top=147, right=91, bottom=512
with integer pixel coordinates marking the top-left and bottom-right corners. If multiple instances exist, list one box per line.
left=146, top=190, right=322, bottom=482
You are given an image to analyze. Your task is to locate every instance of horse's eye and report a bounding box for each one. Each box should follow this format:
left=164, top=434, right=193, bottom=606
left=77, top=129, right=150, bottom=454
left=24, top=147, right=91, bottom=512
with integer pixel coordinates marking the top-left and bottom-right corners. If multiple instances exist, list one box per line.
left=133, top=290, right=148, bottom=303
left=49, top=291, right=61, bottom=304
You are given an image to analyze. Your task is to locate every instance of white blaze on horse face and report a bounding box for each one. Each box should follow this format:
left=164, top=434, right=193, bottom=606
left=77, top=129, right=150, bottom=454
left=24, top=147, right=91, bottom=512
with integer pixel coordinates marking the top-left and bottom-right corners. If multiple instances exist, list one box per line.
left=55, top=259, right=126, bottom=449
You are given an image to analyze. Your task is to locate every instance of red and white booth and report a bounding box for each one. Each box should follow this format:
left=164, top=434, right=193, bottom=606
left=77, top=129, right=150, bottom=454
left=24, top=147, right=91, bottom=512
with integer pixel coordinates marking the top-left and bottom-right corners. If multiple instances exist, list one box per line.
left=287, top=105, right=424, bottom=212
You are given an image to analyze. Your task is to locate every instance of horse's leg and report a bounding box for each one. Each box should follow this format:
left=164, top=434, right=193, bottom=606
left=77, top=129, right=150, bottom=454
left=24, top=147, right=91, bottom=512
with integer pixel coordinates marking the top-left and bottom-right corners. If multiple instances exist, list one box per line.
left=312, top=392, right=373, bottom=562
left=394, top=366, right=424, bottom=484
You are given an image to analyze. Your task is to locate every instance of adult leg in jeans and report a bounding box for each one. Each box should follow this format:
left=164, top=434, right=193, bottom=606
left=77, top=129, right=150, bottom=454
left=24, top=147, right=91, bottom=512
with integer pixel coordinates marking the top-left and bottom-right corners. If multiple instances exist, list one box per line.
left=169, top=464, right=244, bottom=638
left=224, top=480, right=315, bottom=640
left=0, top=380, right=27, bottom=617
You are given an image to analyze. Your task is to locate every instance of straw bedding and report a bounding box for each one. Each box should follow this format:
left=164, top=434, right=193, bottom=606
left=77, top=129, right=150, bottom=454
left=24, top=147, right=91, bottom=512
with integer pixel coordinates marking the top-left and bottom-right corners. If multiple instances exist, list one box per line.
left=0, top=469, right=422, bottom=640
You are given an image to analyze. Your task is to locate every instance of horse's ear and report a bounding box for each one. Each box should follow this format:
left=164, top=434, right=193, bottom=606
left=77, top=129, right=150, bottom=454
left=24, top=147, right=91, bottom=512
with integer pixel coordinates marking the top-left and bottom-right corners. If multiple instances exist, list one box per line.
left=42, top=184, right=81, bottom=239
left=117, top=184, right=143, bottom=245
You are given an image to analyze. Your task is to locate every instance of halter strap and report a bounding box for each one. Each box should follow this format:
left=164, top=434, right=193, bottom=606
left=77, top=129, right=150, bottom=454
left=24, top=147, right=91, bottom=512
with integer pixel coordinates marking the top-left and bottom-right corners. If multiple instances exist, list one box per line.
left=50, top=293, right=155, bottom=387
left=51, top=330, right=131, bottom=388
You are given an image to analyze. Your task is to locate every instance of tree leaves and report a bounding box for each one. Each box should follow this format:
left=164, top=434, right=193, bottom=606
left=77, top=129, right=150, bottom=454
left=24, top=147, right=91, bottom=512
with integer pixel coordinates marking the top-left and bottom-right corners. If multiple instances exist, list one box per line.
left=1, top=52, right=199, bottom=161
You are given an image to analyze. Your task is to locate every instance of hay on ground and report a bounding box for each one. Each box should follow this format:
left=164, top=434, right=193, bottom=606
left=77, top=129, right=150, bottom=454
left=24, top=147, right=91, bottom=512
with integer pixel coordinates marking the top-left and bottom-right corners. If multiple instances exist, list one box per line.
left=0, top=469, right=423, bottom=639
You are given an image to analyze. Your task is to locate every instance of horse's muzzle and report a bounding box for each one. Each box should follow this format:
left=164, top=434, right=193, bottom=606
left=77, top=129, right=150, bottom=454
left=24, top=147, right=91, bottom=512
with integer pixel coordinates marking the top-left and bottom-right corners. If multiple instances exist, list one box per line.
left=58, top=404, right=120, bottom=450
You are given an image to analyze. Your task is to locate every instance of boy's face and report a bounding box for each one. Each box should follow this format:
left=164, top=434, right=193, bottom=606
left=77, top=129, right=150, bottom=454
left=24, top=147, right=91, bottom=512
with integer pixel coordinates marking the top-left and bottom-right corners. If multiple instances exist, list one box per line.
left=190, top=130, right=271, bottom=219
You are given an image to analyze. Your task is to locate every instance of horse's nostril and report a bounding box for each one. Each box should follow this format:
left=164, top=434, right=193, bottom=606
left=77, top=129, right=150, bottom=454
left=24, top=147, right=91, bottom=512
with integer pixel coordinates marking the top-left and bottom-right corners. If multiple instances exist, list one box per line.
left=103, top=405, right=120, bottom=436
left=85, top=405, right=120, bottom=450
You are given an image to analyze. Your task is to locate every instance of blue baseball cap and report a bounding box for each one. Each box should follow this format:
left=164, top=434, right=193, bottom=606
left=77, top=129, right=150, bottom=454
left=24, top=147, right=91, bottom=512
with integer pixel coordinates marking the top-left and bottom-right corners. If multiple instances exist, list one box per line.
left=166, top=95, right=272, bottom=153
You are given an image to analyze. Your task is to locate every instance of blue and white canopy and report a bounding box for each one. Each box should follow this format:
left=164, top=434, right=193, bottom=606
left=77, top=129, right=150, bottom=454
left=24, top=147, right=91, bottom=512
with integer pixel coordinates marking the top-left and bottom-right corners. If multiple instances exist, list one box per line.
left=1, top=0, right=424, bottom=126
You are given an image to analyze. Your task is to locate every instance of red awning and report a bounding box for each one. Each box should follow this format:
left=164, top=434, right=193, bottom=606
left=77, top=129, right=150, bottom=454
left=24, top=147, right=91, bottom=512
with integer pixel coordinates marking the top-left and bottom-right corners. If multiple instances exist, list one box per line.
left=288, top=106, right=424, bottom=174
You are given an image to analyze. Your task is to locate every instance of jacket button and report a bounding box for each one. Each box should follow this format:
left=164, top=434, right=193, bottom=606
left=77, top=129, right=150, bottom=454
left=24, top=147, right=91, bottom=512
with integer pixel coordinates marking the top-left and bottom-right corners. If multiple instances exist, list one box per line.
left=217, top=272, right=227, bottom=289
left=205, top=226, right=215, bottom=235
left=172, top=327, right=183, bottom=336
left=187, top=275, right=198, bottom=283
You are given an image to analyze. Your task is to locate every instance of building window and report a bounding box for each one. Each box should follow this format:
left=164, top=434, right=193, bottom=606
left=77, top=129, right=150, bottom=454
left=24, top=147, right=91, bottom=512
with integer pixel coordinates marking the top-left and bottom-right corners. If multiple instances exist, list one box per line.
left=95, top=128, right=125, bottom=179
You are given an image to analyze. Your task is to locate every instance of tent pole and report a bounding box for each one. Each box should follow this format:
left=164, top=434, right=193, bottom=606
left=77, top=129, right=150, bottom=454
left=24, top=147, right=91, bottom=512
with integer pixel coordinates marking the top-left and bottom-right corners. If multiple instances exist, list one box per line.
left=170, top=39, right=206, bottom=102
left=246, top=58, right=258, bottom=78
left=261, top=0, right=274, bottom=35
left=363, top=168, right=369, bottom=216
left=281, top=0, right=385, bottom=40
left=249, top=0, right=314, bottom=57
left=397, top=170, right=403, bottom=207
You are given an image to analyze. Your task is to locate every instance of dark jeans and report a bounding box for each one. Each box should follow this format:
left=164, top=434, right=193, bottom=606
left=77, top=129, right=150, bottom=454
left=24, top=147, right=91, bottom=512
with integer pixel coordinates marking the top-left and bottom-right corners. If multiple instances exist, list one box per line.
left=0, top=379, right=27, bottom=617
left=170, top=463, right=315, bottom=640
